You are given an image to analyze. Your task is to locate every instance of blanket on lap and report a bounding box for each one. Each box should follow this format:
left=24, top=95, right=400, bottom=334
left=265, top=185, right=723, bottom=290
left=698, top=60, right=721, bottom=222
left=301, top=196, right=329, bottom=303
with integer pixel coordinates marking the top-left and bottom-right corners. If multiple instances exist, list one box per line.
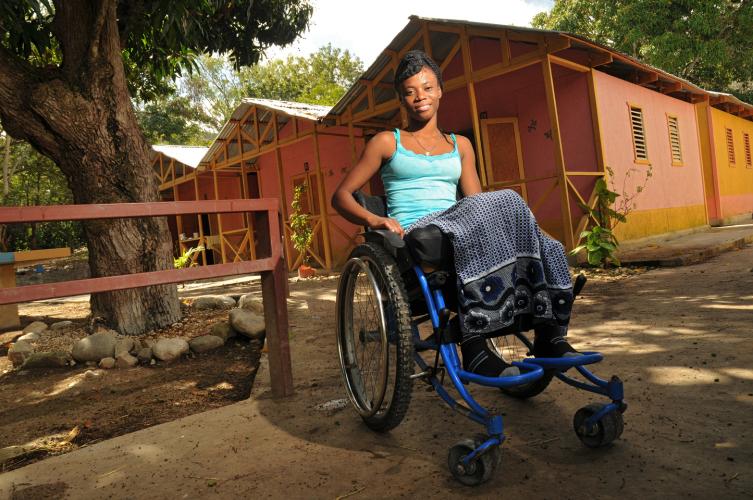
left=408, top=190, right=573, bottom=336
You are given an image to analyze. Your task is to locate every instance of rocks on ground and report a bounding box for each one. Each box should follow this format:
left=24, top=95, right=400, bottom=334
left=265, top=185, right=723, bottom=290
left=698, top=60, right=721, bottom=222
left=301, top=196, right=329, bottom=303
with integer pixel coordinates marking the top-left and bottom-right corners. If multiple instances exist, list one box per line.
left=192, top=295, right=236, bottom=310
left=188, top=335, right=224, bottom=353
left=115, top=353, right=138, bottom=368
left=152, top=338, right=189, bottom=362
left=21, top=351, right=72, bottom=369
left=72, top=331, right=117, bottom=363
left=229, top=309, right=265, bottom=340
left=8, top=341, right=33, bottom=367
left=209, top=322, right=236, bottom=342
left=98, top=357, right=116, bottom=369
left=22, top=321, right=48, bottom=335
left=50, top=320, right=73, bottom=330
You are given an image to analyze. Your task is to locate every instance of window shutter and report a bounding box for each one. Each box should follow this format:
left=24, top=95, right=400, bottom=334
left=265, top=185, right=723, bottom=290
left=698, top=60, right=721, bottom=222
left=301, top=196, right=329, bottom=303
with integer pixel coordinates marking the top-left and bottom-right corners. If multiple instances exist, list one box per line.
left=726, top=128, right=735, bottom=165
left=667, top=116, right=682, bottom=165
left=744, top=132, right=751, bottom=167
left=630, top=106, right=648, bottom=161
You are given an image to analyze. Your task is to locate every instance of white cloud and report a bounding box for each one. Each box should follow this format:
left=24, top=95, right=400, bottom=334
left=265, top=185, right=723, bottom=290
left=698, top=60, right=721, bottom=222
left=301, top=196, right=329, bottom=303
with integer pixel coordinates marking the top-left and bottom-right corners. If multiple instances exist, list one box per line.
left=264, top=0, right=554, bottom=65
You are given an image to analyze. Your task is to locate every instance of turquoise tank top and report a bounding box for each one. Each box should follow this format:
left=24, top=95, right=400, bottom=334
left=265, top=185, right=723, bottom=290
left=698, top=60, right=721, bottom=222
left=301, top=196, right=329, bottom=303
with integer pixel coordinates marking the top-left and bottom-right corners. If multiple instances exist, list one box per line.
left=381, top=129, right=461, bottom=229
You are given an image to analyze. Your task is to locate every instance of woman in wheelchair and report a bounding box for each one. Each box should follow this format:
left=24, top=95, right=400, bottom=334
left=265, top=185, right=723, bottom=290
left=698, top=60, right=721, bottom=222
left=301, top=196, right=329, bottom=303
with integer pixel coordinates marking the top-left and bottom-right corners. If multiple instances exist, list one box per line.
left=332, top=50, right=579, bottom=378
left=331, top=50, right=626, bottom=485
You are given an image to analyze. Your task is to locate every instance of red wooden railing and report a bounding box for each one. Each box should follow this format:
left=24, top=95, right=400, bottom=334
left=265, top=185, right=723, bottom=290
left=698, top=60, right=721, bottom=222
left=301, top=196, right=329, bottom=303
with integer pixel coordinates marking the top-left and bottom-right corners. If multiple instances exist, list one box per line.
left=0, top=199, right=293, bottom=397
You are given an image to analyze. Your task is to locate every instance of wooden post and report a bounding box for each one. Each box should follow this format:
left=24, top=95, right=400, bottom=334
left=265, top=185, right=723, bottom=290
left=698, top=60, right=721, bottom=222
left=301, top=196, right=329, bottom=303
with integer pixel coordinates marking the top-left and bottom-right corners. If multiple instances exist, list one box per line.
left=312, top=131, right=333, bottom=270
left=274, top=146, right=293, bottom=268
left=239, top=161, right=256, bottom=260
left=170, top=159, right=184, bottom=251
left=460, top=27, right=488, bottom=187
left=212, top=168, right=227, bottom=263
left=586, top=69, right=606, bottom=174
left=542, top=55, right=575, bottom=249
left=261, top=207, right=293, bottom=397
left=0, top=264, right=20, bottom=330
left=193, top=174, right=207, bottom=266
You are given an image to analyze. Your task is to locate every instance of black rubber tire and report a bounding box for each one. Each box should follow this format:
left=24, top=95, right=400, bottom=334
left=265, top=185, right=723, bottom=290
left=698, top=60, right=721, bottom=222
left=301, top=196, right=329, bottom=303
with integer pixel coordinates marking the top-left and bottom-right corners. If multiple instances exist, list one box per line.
left=337, top=243, right=414, bottom=433
left=492, top=331, right=554, bottom=399
left=573, top=403, right=624, bottom=448
left=447, top=437, right=498, bottom=486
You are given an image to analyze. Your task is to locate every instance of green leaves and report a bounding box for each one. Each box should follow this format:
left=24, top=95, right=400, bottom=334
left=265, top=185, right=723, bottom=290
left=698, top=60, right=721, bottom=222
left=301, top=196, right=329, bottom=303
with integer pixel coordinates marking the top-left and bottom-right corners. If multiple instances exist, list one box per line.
left=1, top=1, right=314, bottom=101
left=240, top=44, right=364, bottom=105
left=533, top=0, right=753, bottom=102
left=290, top=182, right=313, bottom=264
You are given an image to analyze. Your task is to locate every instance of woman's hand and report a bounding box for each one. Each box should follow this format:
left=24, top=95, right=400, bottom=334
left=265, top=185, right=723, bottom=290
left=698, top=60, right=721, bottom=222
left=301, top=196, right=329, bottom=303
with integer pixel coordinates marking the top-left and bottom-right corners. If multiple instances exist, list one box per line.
left=368, top=216, right=405, bottom=238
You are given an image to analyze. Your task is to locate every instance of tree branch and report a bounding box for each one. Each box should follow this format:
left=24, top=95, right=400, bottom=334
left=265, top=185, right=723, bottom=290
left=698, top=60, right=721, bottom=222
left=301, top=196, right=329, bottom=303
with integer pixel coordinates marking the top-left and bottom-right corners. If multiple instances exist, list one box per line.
left=0, top=46, right=61, bottom=160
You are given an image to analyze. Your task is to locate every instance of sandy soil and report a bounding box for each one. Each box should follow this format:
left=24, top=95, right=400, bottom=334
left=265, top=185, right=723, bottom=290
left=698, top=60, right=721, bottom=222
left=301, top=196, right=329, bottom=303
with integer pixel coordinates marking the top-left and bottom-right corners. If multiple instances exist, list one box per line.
left=1, top=246, right=752, bottom=498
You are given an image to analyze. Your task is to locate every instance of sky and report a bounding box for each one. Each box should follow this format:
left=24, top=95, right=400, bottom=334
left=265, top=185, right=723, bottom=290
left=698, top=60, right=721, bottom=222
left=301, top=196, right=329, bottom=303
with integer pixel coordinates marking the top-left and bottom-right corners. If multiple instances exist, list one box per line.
left=264, top=0, right=554, bottom=65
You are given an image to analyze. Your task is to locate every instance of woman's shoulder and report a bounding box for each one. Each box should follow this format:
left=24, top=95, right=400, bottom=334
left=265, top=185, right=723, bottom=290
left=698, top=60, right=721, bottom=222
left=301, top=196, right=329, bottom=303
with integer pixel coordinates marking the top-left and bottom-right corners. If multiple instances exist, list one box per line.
left=364, top=130, right=398, bottom=157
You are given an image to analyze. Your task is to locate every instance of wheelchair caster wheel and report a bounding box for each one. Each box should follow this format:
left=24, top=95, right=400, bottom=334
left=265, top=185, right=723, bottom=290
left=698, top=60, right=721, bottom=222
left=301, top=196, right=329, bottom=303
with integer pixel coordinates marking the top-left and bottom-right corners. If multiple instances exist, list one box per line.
left=447, top=436, right=500, bottom=486
left=573, top=403, right=624, bottom=448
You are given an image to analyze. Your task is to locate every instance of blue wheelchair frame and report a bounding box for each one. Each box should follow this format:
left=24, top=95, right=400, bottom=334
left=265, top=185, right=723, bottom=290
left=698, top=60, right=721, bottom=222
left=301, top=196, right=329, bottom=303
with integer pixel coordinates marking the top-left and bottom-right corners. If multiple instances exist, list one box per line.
left=409, top=264, right=627, bottom=467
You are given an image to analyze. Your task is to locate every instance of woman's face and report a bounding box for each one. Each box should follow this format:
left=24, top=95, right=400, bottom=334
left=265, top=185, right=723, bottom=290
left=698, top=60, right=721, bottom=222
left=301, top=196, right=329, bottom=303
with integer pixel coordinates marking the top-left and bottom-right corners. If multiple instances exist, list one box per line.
left=399, top=66, right=442, bottom=122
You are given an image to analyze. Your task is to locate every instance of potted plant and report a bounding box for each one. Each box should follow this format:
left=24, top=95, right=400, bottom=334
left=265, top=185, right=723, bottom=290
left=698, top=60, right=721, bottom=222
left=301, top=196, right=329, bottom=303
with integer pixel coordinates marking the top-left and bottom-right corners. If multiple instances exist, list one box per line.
left=290, top=181, right=315, bottom=278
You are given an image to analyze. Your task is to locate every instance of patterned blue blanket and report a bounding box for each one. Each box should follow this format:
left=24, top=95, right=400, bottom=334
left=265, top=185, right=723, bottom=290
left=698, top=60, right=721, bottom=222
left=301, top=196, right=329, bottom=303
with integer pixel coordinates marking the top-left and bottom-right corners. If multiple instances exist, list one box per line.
left=408, top=190, right=573, bottom=336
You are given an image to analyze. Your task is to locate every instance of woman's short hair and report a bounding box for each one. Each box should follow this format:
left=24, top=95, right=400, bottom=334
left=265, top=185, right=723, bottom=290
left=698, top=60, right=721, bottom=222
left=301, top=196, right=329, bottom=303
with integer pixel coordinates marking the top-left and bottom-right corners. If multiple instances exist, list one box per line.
left=393, top=50, right=444, bottom=94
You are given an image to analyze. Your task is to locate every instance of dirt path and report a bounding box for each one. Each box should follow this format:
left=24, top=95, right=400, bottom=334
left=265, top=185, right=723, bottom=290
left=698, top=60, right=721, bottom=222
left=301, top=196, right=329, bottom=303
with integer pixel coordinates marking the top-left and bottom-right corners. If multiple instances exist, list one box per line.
left=1, top=246, right=752, bottom=499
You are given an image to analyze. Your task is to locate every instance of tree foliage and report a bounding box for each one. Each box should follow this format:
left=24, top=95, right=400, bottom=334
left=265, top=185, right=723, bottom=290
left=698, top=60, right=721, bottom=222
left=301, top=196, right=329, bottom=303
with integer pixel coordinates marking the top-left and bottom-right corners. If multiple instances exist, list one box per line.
left=171, top=45, right=363, bottom=134
left=533, top=0, right=753, bottom=101
left=1, top=1, right=313, bottom=100
left=136, top=93, right=215, bottom=146
left=0, top=132, right=84, bottom=251
left=241, top=44, right=364, bottom=105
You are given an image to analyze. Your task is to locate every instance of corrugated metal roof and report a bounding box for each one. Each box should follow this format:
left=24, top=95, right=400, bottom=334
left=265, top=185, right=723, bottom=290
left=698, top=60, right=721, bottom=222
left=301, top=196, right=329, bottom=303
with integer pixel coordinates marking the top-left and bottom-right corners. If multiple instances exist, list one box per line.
left=328, top=15, right=752, bottom=118
left=200, top=98, right=329, bottom=166
left=241, top=98, right=331, bottom=121
left=152, top=145, right=208, bottom=168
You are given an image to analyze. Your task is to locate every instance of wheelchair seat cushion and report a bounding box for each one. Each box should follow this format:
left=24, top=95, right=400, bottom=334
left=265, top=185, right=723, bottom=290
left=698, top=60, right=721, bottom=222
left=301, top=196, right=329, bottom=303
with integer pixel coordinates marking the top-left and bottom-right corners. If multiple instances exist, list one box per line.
left=404, top=224, right=453, bottom=270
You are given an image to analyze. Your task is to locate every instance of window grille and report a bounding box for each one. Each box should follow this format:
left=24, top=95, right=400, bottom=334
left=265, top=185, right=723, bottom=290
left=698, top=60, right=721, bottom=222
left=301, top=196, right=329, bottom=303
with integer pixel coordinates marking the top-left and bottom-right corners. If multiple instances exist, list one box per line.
left=630, top=106, right=648, bottom=162
left=726, top=128, right=735, bottom=165
left=667, top=116, right=682, bottom=165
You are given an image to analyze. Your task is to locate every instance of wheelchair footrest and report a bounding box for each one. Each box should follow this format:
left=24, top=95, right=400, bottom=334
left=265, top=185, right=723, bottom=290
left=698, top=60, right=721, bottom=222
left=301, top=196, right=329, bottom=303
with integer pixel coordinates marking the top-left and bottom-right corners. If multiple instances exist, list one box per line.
left=523, top=352, right=603, bottom=370
left=457, top=361, right=544, bottom=388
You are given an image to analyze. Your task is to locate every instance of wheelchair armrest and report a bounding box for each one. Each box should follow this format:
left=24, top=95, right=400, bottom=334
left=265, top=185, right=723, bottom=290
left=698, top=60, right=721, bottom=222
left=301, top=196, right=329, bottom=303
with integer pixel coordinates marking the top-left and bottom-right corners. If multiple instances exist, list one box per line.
left=364, top=230, right=413, bottom=273
left=353, top=190, right=387, bottom=219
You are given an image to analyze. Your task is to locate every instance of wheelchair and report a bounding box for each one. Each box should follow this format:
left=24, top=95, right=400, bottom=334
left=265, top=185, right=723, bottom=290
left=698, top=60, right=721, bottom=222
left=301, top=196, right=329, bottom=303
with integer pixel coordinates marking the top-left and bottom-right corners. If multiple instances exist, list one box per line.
left=335, top=192, right=627, bottom=486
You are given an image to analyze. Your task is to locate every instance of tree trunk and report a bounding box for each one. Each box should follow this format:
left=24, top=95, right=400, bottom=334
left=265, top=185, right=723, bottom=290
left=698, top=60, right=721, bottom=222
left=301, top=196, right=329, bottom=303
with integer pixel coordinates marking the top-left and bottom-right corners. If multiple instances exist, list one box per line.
left=0, top=0, right=181, bottom=335
left=2, top=134, right=10, bottom=196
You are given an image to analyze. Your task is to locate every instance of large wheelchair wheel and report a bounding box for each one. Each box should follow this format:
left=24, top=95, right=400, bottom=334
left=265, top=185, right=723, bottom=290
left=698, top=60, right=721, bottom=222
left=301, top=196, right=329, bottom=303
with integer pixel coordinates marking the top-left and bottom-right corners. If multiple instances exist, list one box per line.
left=336, top=242, right=414, bottom=432
left=489, top=331, right=554, bottom=399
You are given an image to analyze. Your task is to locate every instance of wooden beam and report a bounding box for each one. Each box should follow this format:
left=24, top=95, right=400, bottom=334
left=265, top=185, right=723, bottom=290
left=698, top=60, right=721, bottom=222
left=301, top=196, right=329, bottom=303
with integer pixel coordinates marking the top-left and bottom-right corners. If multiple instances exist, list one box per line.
left=542, top=55, right=574, bottom=250
left=212, top=169, right=227, bottom=264
left=544, top=35, right=570, bottom=53
left=439, top=39, right=462, bottom=73
left=421, top=22, right=433, bottom=58
left=460, top=27, right=488, bottom=187
left=500, top=31, right=510, bottom=66
left=588, top=51, right=613, bottom=67
left=658, top=81, right=682, bottom=94
left=636, top=71, right=658, bottom=86
left=549, top=54, right=589, bottom=73
left=586, top=69, right=607, bottom=176
left=193, top=174, right=206, bottom=266
left=312, top=131, right=333, bottom=270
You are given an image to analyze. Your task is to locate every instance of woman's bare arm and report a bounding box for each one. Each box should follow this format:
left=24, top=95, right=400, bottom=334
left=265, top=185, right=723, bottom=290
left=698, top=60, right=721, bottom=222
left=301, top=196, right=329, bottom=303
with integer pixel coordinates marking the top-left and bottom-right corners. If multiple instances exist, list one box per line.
left=456, top=135, right=482, bottom=197
left=331, top=131, right=406, bottom=237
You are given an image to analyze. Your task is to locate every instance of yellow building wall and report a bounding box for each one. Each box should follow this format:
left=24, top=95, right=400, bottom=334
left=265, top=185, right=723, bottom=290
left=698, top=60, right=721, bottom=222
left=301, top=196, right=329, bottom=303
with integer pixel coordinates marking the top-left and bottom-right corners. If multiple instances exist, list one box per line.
left=709, top=107, right=753, bottom=221
left=613, top=204, right=707, bottom=241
